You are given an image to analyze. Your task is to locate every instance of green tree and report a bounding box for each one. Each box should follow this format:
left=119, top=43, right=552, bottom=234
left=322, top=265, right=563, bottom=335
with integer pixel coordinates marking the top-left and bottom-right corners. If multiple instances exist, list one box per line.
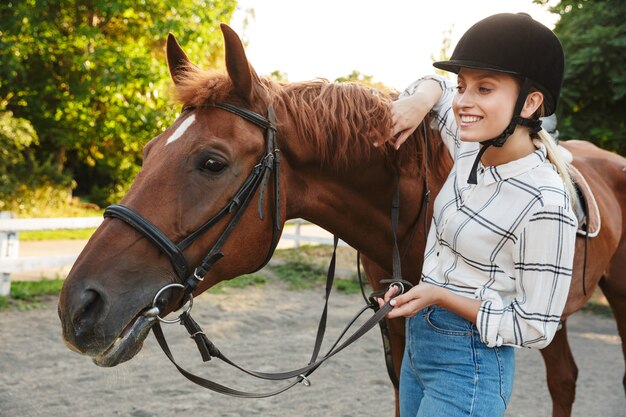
left=335, top=70, right=391, bottom=93
left=535, top=0, right=626, bottom=155
left=268, top=70, right=289, bottom=83
left=0, top=0, right=238, bottom=209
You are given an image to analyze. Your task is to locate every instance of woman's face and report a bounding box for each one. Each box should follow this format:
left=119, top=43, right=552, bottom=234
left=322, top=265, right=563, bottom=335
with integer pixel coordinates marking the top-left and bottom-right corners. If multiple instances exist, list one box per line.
left=452, top=68, right=520, bottom=143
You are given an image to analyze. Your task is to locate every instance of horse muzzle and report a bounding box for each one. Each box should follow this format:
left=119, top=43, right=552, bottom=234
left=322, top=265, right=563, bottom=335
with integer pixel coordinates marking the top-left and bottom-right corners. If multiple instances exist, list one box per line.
left=58, top=274, right=164, bottom=367
left=92, top=307, right=159, bottom=367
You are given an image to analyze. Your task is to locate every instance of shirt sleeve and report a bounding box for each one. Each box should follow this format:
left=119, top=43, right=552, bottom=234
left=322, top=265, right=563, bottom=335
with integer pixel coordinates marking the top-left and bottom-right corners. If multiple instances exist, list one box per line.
left=399, top=74, right=458, bottom=156
left=475, top=204, right=577, bottom=348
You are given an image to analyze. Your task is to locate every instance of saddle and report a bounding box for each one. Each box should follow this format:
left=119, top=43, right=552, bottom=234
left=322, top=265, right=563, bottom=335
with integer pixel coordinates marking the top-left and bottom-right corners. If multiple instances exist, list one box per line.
left=559, top=146, right=601, bottom=238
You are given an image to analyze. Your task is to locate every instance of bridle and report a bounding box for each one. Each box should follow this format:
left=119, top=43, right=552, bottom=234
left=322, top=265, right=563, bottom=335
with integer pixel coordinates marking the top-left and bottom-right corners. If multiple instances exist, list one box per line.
left=104, top=102, right=282, bottom=303
left=102, top=101, right=426, bottom=398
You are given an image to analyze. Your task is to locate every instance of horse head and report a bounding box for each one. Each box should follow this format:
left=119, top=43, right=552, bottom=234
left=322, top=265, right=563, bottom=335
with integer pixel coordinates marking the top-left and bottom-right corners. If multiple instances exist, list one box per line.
left=58, top=24, right=284, bottom=367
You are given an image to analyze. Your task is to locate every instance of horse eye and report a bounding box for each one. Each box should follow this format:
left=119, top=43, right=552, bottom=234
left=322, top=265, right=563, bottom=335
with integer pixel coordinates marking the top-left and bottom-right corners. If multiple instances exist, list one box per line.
left=203, top=158, right=227, bottom=173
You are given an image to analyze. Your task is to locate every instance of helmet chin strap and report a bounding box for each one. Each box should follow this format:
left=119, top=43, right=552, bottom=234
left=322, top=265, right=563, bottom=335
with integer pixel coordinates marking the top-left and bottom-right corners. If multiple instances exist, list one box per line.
left=467, top=78, right=542, bottom=184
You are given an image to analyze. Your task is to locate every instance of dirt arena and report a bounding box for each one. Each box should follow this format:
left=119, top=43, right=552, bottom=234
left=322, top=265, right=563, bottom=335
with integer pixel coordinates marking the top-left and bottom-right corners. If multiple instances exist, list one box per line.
left=1, top=276, right=624, bottom=417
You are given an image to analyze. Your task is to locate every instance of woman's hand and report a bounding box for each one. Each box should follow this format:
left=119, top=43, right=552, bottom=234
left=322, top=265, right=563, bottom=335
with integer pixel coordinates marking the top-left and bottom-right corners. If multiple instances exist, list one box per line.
left=389, top=95, right=431, bottom=150
left=380, top=78, right=444, bottom=150
left=378, top=282, right=482, bottom=323
left=378, top=283, right=443, bottom=319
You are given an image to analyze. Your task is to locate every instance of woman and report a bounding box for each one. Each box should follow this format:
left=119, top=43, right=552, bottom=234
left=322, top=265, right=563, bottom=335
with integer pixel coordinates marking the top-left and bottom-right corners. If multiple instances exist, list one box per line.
left=379, top=13, right=578, bottom=417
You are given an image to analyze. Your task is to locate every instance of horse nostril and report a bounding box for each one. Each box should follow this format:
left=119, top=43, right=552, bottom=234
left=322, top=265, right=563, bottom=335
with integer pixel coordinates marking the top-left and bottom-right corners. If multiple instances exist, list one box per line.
left=72, top=289, right=106, bottom=338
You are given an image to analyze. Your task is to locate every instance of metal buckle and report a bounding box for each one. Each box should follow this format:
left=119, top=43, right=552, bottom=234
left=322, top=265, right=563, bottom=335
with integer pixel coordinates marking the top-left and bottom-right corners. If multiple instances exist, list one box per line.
left=193, top=268, right=205, bottom=282
left=151, top=283, right=194, bottom=324
left=298, top=374, right=311, bottom=387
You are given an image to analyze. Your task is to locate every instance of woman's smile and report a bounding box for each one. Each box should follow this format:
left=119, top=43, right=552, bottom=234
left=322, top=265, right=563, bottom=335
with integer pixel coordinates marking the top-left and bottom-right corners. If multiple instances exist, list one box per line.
left=458, top=114, right=483, bottom=126
left=453, top=68, right=519, bottom=143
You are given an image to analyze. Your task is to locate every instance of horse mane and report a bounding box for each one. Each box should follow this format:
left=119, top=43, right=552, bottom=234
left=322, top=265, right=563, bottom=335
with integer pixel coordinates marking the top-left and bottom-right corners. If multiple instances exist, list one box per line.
left=172, top=65, right=450, bottom=179
left=273, top=80, right=395, bottom=167
left=272, top=80, right=452, bottom=180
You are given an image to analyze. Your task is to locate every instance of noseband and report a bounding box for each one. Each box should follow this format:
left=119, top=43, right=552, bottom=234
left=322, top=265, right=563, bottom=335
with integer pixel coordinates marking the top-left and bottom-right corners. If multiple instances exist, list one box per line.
left=104, top=102, right=281, bottom=306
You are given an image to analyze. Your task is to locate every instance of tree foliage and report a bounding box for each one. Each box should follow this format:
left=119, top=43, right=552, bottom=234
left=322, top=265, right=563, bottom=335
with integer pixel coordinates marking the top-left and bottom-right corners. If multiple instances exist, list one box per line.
left=535, top=0, right=626, bottom=155
left=0, top=0, right=238, bottom=210
left=334, top=70, right=392, bottom=94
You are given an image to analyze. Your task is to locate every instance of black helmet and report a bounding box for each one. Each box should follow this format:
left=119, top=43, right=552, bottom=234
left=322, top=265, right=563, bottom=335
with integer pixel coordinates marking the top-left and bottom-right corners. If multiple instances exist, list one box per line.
left=433, top=12, right=564, bottom=115
left=433, top=13, right=565, bottom=184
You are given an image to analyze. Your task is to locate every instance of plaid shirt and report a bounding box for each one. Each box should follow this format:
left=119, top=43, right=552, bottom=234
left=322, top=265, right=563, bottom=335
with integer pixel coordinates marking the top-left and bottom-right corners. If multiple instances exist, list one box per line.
left=402, top=76, right=577, bottom=348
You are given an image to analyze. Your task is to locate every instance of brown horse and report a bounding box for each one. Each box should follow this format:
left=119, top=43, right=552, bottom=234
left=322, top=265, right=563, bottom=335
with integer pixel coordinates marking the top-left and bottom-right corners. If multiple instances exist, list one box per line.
left=58, top=24, right=626, bottom=416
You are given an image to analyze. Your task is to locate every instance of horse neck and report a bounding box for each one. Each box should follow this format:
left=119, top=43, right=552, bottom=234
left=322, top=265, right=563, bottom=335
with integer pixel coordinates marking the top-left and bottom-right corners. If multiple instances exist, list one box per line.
left=279, top=126, right=439, bottom=275
left=268, top=80, right=451, bottom=273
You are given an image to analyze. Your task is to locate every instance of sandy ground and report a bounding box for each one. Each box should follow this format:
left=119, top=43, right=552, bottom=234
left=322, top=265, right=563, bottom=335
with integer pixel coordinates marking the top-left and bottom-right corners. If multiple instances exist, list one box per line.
left=1, top=277, right=624, bottom=417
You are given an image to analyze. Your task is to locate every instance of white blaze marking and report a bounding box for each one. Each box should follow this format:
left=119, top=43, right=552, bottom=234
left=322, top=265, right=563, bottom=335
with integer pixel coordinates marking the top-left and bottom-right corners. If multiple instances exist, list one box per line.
left=166, top=114, right=196, bottom=145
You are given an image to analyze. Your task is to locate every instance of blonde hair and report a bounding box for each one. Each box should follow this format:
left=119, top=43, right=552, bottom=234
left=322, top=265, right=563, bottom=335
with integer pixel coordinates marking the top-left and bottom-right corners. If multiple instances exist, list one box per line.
left=535, top=128, right=577, bottom=206
left=525, top=83, right=576, bottom=206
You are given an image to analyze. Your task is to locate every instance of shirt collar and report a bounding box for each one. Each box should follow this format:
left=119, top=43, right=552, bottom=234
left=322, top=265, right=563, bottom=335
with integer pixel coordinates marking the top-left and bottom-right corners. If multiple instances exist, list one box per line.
left=482, top=140, right=547, bottom=185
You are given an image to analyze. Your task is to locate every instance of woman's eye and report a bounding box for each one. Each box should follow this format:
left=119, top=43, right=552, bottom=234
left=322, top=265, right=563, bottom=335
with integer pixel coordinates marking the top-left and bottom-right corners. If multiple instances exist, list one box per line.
left=203, top=158, right=227, bottom=173
left=455, top=85, right=466, bottom=93
left=479, top=87, right=492, bottom=93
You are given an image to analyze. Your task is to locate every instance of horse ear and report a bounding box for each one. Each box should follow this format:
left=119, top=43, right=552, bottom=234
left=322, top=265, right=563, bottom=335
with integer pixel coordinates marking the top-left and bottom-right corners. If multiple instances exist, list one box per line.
left=220, top=23, right=257, bottom=103
left=166, top=33, right=192, bottom=85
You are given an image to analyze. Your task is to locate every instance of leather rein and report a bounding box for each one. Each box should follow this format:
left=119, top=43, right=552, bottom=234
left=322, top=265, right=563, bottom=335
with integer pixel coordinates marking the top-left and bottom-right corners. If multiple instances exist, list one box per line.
left=102, top=102, right=427, bottom=398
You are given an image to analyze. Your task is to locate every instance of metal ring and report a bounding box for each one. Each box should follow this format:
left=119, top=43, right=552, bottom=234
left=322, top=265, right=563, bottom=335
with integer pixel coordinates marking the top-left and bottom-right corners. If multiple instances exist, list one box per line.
left=390, top=281, right=405, bottom=295
left=151, top=283, right=193, bottom=324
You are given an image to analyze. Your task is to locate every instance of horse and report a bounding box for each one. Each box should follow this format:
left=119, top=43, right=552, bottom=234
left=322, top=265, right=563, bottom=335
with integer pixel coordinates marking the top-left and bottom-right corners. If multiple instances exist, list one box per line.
left=58, top=24, right=626, bottom=417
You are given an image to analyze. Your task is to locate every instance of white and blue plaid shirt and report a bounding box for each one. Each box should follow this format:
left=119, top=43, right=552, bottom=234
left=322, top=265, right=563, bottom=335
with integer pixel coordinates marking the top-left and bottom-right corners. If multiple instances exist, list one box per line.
left=402, top=76, right=577, bottom=348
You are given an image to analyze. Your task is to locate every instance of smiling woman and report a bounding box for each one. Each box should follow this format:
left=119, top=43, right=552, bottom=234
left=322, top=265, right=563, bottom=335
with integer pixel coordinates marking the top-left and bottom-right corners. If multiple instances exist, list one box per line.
left=383, top=10, right=626, bottom=417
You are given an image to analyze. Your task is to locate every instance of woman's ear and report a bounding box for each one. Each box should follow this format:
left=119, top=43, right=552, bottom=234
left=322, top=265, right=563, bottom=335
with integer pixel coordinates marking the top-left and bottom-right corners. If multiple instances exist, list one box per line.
left=521, top=91, right=544, bottom=118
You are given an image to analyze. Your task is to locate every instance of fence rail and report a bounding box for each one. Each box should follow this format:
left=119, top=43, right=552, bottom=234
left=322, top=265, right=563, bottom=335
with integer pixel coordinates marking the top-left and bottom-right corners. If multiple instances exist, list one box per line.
left=0, top=212, right=347, bottom=296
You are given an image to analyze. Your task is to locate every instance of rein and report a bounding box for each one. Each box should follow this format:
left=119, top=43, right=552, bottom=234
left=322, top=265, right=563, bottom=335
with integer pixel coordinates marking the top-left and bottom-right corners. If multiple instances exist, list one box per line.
left=152, top=237, right=402, bottom=398
left=102, top=102, right=429, bottom=398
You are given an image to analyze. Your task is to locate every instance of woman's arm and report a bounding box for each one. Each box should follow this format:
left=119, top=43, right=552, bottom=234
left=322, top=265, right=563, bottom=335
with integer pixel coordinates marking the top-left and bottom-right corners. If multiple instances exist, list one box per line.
left=476, top=205, right=577, bottom=348
left=382, top=75, right=458, bottom=157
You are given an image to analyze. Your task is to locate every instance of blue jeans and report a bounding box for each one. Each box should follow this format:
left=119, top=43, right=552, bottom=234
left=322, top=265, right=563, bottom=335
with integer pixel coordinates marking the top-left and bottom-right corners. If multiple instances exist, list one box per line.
left=400, top=306, right=515, bottom=417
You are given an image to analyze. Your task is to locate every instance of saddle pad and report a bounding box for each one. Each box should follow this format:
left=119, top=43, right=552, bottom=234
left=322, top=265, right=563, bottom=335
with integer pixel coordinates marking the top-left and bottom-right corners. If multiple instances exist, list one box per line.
left=569, top=164, right=601, bottom=238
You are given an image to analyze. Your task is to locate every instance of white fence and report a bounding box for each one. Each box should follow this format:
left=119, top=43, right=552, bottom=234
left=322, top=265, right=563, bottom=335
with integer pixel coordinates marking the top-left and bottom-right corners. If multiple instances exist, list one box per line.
left=0, top=212, right=347, bottom=296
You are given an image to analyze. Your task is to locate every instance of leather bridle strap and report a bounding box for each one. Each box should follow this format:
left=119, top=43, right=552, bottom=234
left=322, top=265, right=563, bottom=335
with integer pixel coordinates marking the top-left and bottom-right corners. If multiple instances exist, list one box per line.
left=358, top=122, right=432, bottom=389
left=104, top=163, right=267, bottom=283
left=104, top=204, right=191, bottom=280
left=152, top=297, right=396, bottom=398
left=179, top=104, right=282, bottom=297
left=104, top=102, right=281, bottom=304
left=151, top=234, right=402, bottom=398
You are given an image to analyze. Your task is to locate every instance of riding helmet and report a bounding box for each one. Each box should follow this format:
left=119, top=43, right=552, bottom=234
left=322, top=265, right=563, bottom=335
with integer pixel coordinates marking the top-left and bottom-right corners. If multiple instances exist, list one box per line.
left=433, top=12, right=564, bottom=115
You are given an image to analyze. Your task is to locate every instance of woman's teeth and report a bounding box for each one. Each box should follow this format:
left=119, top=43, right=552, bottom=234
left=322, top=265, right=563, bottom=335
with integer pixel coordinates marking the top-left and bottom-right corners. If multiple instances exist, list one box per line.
left=461, top=115, right=481, bottom=123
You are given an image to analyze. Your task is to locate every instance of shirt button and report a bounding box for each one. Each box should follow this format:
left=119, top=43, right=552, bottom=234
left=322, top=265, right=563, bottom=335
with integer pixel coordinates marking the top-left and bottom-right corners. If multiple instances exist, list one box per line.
left=436, top=252, right=440, bottom=257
